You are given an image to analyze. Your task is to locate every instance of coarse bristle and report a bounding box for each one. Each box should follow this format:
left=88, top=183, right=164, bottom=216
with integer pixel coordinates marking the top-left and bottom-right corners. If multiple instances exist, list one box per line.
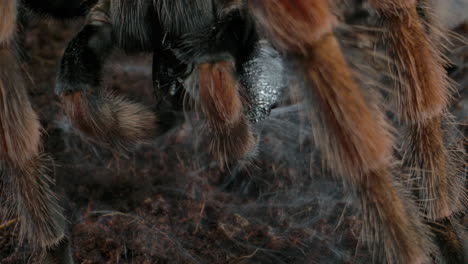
left=359, top=168, right=433, bottom=264
left=197, top=61, right=255, bottom=165
left=300, top=34, right=393, bottom=177
left=61, top=90, right=157, bottom=150
left=382, top=8, right=451, bottom=123
left=0, top=0, right=17, bottom=44
left=0, top=47, right=41, bottom=167
left=369, top=0, right=416, bottom=13
left=249, top=0, right=335, bottom=55
left=3, top=155, right=65, bottom=249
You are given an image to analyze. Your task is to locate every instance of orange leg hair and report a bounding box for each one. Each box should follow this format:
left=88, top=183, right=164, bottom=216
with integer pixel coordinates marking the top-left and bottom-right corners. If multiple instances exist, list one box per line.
left=249, top=0, right=435, bottom=263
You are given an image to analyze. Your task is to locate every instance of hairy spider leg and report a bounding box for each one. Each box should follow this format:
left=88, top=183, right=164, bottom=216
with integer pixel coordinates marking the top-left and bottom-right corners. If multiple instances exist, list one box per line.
left=56, top=0, right=158, bottom=150
left=0, top=1, right=82, bottom=263
left=370, top=0, right=467, bottom=262
left=155, top=0, right=261, bottom=166
left=196, top=60, right=256, bottom=166
left=249, top=0, right=436, bottom=263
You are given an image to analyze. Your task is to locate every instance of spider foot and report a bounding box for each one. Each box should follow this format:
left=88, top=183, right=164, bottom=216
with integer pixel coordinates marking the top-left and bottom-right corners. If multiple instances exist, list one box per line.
left=60, top=89, right=158, bottom=150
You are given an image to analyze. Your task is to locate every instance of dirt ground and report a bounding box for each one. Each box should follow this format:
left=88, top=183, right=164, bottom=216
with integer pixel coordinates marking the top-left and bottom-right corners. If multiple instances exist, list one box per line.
left=0, top=10, right=467, bottom=264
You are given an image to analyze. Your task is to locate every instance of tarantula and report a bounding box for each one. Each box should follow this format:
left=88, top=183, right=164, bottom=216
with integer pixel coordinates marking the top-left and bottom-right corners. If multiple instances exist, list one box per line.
left=0, top=0, right=466, bottom=263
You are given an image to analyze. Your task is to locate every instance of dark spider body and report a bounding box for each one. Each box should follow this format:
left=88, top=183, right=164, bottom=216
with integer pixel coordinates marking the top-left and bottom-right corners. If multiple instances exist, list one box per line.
left=55, top=0, right=284, bottom=161
left=0, top=0, right=466, bottom=263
